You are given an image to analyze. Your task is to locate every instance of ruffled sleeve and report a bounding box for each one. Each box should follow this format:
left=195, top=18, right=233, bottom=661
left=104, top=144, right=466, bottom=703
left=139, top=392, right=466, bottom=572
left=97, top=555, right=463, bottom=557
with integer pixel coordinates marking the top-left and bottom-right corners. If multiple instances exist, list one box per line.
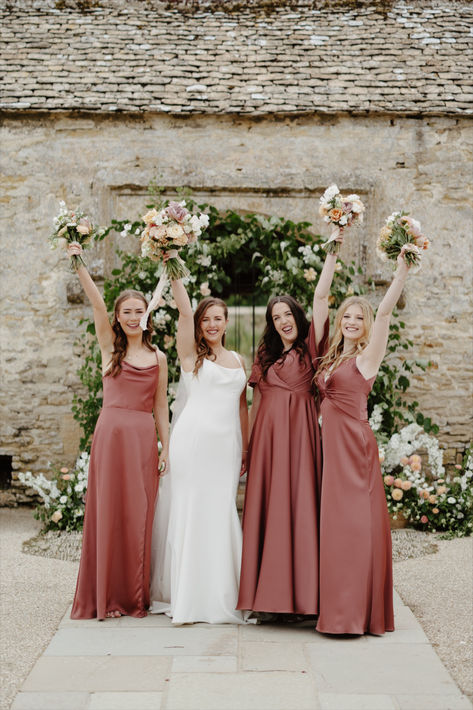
left=306, top=317, right=330, bottom=368
left=248, top=359, right=262, bottom=388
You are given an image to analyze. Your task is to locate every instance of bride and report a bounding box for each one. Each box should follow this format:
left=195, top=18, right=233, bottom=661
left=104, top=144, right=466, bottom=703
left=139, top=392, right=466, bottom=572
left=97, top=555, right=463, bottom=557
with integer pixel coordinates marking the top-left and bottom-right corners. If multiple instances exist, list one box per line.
left=149, top=271, right=249, bottom=624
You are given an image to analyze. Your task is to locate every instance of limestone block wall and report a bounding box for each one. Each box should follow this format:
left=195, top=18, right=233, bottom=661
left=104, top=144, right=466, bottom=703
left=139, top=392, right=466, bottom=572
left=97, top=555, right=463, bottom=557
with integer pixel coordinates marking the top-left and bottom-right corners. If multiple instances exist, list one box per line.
left=0, top=111, right=472, bottom=501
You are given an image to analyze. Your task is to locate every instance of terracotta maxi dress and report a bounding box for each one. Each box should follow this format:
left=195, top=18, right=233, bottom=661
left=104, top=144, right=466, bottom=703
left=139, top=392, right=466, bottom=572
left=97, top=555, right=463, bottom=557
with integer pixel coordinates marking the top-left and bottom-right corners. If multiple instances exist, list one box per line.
left=237, top=326, right=322, bottom=615
left=71, top=356, right=160, bottom=620
left=316, top=357, right=394, bottom=635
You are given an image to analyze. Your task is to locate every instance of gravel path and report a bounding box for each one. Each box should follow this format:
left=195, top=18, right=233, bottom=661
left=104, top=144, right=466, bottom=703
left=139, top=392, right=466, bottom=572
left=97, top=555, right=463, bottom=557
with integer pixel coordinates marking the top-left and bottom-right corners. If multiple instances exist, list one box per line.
left=1, top=508, right=472, bottom=710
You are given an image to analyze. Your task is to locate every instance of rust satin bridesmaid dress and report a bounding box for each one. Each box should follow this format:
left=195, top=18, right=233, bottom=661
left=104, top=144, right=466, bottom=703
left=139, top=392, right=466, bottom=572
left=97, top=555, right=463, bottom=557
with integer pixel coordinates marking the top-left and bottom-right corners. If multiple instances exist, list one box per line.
left=71, top=355, right=160, bottom=620
left=316, top=357, right=394, bottom=635
left=237, top=324, right=322, bottom=615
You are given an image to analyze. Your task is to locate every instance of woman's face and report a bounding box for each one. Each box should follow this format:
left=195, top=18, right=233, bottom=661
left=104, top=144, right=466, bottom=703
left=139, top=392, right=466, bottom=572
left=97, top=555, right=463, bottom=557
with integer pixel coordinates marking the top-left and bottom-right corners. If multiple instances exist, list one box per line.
left=341, top=303, right=365, bottom=342
left=117, top=297, right=146, bottom=337
left=271, top=301, right=298, bottom=350
left=200, top=305, right=228, bottom=346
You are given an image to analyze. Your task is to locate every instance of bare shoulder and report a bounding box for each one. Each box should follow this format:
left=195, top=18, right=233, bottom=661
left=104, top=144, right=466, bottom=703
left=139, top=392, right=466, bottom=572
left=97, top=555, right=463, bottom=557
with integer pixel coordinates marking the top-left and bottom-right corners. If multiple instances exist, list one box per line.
left=155, top=348, right=167, bottom=366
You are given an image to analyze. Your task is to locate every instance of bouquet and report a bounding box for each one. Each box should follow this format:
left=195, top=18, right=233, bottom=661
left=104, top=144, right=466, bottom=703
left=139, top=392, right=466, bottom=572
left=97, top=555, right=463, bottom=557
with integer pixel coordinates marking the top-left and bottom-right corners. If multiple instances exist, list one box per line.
left=138, top=200, right=209, bottom=330
left=140, top=201, right=209, bottom=280
left=50, top=201, right=98, bottom=271
left=318, top=184, right=365, bottom=254
left=377, top=211, right=429, bottom=271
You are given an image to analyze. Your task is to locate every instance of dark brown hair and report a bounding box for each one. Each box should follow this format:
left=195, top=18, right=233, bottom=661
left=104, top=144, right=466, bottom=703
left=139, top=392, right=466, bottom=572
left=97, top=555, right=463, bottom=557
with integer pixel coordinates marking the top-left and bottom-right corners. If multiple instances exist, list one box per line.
left=257, top=295, right=310, bottom=377
left=107, top=290, right=155, bottom=377
left=193, top=297, right=228, bottom=375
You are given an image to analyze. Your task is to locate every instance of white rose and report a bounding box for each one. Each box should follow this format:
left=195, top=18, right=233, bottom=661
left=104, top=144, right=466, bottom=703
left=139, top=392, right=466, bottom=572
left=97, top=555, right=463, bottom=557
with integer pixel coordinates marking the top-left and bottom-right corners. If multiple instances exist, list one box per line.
left=59, top=496, right=67, bottom=504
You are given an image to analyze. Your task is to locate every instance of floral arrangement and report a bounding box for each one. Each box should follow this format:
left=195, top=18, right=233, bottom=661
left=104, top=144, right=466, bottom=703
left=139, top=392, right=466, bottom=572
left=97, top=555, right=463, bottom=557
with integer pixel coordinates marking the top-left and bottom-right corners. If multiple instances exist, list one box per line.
left=18, top=452, right=89, bottom=532
left=140, top=200, right=209, bottom=281
left=376, top=211, right=430, bottom=271
left=370, top=410, right=472, bottom=537
left=50, top=201, right=100, bottom=271
left=318, top=184, right=365, bottom=254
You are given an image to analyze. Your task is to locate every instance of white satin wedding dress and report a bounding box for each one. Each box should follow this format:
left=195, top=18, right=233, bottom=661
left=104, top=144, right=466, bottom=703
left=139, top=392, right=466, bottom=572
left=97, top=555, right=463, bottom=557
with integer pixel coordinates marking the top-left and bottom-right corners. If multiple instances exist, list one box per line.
left=150, top=353, right=247, bottom=624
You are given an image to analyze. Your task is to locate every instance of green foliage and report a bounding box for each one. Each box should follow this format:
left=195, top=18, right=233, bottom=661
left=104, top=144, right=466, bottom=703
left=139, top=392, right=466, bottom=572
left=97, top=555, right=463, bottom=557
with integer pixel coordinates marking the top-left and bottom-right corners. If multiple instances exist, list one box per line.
left=73, top=191, right=433, bottom=450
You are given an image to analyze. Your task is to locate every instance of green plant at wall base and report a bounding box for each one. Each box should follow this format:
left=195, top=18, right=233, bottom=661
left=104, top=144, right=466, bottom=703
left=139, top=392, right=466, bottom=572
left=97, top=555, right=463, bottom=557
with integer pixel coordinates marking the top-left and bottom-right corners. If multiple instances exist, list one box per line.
left=73, top=193, right=434, bottom=450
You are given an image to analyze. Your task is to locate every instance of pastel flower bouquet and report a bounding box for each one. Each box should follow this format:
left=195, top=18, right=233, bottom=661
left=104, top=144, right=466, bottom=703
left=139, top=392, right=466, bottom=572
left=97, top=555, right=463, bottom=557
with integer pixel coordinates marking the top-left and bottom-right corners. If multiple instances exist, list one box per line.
left=377, top=211, right=430, bottom=271
left=318, top=184, right=365, bottom=254
left=139, top=200, right=209, bottom=330
left=140, top=201, right=209, bottom=281
left=50, top=201, right=99, bottom=271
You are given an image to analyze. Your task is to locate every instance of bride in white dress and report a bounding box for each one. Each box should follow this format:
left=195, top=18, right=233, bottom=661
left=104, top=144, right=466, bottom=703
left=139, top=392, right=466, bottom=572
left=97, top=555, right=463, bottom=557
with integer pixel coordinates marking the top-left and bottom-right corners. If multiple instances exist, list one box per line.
left=150, top=275, right=249, bottom=624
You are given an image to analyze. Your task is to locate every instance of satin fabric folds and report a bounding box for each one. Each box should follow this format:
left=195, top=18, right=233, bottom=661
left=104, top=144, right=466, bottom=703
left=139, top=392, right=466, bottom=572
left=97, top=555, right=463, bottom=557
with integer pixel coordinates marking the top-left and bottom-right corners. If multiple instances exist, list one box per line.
left=71, top=360, right=160, bottom=620
left=237, top=323, right=322, bottom=615
left=316, top=357, right=394, bottom=635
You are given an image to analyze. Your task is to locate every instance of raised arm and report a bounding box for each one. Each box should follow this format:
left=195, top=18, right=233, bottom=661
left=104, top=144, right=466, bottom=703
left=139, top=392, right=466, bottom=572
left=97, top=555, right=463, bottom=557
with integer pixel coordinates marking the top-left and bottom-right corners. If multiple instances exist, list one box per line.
left=67, top=243, right=114, bottom=356
left=312, top=229, right=343, bottom=347
left=357, top=254, right=410, bottom=380
left=169, top=278, right=196, bottom=371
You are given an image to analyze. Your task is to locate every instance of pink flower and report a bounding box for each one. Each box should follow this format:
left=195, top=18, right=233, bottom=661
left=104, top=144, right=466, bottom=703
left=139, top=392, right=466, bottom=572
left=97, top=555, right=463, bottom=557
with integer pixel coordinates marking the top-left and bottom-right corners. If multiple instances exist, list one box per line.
left=60, top=467, right=69, bottom=473
left=166, top=201, right=188, bottom=223
left=454, top=464, right=462, bottom=470
left=76, top=219, right=91, bottom=235
left=384, top=475, right=394, bottom=486
left=61, top=474, right=71, bottom=481
left=401, top=480, right=412, bottom=491
left=420, top=515, right=428, bottom=524
left=394, top=478, right=403, bottom=488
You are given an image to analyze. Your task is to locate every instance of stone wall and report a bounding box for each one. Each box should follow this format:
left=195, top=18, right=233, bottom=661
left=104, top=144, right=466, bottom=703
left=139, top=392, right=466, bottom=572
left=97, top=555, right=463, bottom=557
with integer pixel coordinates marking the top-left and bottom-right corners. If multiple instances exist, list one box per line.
left=1, top=110, right=472, bottom=501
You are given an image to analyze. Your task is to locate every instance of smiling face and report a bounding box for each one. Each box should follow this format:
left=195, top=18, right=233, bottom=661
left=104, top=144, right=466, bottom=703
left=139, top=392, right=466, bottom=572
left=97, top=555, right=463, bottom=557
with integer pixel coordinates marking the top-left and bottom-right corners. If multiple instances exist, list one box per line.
left=341, top=303, right=365, bottom=342
left=200, top=304, right=228, bottom=347
left=117, top=297, right=147, bottom=337
left=271, top=301, right=299, bottom=350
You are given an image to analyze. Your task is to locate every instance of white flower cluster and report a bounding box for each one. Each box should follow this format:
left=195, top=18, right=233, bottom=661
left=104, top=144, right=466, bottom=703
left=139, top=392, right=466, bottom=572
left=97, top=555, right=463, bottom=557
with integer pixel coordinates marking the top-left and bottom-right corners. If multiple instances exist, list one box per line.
left=18, top=471, right=60, bottom=508
left=381, top=422, right=445, bottom=479
left=369, top=403, right=385, bottom=433
left=298, top=244, right=321, bottom=266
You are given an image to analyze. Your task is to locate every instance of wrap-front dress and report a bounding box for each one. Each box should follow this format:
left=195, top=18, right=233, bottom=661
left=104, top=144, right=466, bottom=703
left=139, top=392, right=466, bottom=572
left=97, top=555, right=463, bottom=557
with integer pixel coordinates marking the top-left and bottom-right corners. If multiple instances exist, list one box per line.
left=237, top=325, right=322, bottom=615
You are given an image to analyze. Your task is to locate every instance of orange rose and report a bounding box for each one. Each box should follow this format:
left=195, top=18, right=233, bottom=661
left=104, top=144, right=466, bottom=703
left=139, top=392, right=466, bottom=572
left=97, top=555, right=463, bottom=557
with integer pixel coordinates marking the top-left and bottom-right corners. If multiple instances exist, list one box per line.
left=328, top=208, right=344, bottom=222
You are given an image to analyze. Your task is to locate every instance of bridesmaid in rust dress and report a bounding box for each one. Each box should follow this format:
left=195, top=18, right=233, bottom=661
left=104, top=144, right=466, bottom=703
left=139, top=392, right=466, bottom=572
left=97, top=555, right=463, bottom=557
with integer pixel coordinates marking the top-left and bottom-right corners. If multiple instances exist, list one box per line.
left=236, top=233, right=343, bottom=617
left=313, top=247, right=412, bottom=635
left=67, top=243, right=169, bottom=620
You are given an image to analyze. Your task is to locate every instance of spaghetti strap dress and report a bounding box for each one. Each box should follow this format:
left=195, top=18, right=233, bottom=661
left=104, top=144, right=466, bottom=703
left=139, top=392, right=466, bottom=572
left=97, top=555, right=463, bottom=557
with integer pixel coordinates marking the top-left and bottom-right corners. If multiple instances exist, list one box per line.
left=71, top=353, right=160, bottom=620
left=237, top=323, right=323, bottom=615
left=316, top=356, right=394, bottom=635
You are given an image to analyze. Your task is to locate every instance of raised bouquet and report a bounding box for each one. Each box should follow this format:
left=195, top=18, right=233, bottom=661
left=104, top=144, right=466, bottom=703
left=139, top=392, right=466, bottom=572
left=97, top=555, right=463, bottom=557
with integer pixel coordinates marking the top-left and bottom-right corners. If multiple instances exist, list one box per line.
left=140, top=201, right=209, bottom=281
left=138, top=200, right=209, bottom=330
left=377, top=211, right=429, bottom=271
left=318, top=184, right=365, bottom=254
left=50, top=201, right=99, bottom=271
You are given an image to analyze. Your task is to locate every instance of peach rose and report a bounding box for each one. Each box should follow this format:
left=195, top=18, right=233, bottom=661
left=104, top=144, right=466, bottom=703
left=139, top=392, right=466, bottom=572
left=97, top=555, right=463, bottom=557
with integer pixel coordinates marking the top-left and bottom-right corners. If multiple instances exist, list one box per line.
left=200, top=281, right=211, bottom=297
left=328, top=208, right=344, bottom=222
left=454, top=464, right=462, bottom=470
left=392, top=489, right=403, bottom=501
left=394, top=478, right=403, bottom=488
left=61, top=474, right=71, bottom=481
left=428, top=495, right=437, bottom=504
left=304, top=268, right=317, bottom=283
left=384, top=475, right=394, bottom=486
left=60, top=467, right=69, bottom=473
left=143, top=209, right=158, bottom=225
left=400, top=456, right=409, bottom=466
left=433, top=508, right=439, bottom=514
left=410, top=461, right=422, bottom=472
left=51, top=510, right=63, bottom=523
left=379, top=452, right=385, bottom=464
left=436, top=485, right=447, bottom=495
left=421, top=490, right=430, bottom=500
left=401, top=480, right=412, bottom=491
left=76, top=219, right=91, bottom=235
left=409, top=454, right=421, bottom=464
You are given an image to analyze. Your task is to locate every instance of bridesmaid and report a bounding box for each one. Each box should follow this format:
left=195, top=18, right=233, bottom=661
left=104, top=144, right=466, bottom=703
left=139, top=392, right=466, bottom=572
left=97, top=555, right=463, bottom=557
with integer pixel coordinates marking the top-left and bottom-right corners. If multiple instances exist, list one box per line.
left=313, top=245, right=412, bottom=635
left=237, top=230, right=342, bottom=619
left=68, top=243, right=169, bottom=620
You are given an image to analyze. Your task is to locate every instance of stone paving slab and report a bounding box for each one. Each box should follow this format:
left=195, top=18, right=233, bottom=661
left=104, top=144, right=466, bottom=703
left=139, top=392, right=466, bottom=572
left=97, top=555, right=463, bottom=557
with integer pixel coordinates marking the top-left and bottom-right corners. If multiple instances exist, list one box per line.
left=12, top=590, right=473, bottom=710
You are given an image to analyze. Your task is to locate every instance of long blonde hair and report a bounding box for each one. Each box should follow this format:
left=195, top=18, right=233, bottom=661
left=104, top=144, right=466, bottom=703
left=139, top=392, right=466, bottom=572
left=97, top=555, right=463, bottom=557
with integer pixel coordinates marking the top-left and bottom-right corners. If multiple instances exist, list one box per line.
left=316, top=296, right=374, bottom=377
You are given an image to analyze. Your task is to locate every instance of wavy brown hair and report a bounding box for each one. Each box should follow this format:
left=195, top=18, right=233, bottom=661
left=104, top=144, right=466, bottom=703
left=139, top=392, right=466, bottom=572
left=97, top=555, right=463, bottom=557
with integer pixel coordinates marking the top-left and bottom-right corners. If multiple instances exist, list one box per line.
left=107, top=290, right=155, bottom=377
left=257, top=295, right=310, bottom=378
left=193, top=297, right=228, bottom=375
left=315, top=296, right=374, bottom=379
